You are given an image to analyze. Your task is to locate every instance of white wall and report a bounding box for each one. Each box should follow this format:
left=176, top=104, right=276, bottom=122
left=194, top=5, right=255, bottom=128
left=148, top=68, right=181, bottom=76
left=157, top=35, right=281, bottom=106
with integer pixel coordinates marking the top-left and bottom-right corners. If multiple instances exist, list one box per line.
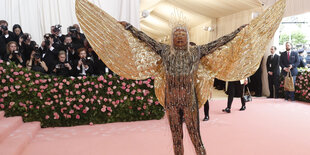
left=0, top=0, right=140, bottom=44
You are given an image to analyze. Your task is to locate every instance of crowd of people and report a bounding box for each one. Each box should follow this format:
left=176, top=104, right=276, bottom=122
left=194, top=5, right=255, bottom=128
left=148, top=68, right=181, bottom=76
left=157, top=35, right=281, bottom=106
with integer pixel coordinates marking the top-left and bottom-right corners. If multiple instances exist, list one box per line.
left=0, top=20, right=112, bottom=77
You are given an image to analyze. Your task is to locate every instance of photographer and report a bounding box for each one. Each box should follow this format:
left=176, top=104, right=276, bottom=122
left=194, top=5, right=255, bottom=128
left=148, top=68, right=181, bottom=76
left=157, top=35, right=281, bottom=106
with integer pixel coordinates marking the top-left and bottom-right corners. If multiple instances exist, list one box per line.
left=0, top=20, right=15, bottom=59
left=84, top=39, right=109, bottom=75
left=74, top=48, right=94, bottom=76
left=52, top=51, right=73, bottom=77
left=26, top=50, right=48, bottom=73
left=18, top=33, right=33, bottom=61
left=12, top=24, right=24, bottom=43
left=67, top=25, right=84, bottom=49
left=50, top=25, right=65, bottom=50
left=0, top=20, right=15, bottom=44
left=4, top=41, right=24, bottom=66
left=61, top=35, right=79, bottom=63
left=40, top=34, right=58, bottom=73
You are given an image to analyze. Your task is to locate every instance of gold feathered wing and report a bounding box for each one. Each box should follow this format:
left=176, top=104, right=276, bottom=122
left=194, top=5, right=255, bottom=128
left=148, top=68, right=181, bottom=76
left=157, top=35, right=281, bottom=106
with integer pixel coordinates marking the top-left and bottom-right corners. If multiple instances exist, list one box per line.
left=196, top=0, right=286, bottom=108
left=75, top=0, right=161, bottom=80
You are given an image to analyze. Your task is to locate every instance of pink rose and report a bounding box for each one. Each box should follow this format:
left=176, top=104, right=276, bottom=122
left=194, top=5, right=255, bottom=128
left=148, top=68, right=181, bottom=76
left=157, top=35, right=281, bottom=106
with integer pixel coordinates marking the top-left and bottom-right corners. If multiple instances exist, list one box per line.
left=13, top=72, right=19, bottom=76
left=35, top=74, right=40, bottom=78
left=9, top=78, right=14, bottom=83
left=88, top=88, right=93, bottom=92
left=143, top=105, right=147, bottom=109
left=0, top=104, right=5, bottom=109
left=137, top=107, right=141, bottom=111
left=107, top=107, right=112, bottom=112
left=108, top=74, right=113, bottom=78
left=45, top=115, right=50, bottom=119
left=101, top=105, right=107, bottom=112
left=1, top=79, right=6, bottom=83
left=3, top=86, right=8, bottom=91
left=108, top=81, right=113, bottom=85
left=76, top=115, right=80, bottom=119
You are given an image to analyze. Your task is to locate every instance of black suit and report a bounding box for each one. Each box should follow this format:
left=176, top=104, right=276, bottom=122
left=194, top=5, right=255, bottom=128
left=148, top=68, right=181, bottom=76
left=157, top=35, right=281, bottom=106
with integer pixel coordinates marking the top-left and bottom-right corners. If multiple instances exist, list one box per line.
left=266, top=54, right=280, bottom=98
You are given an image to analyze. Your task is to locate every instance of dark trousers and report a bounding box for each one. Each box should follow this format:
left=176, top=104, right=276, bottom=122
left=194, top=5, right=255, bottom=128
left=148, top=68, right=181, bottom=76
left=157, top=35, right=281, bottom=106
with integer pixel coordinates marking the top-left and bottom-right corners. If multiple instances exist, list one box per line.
left=227, top=82, right=245, bottom=109
left=204, top=100, right=209, bottom=117
left=268, top=75, right=279, bottom=98
left=285, top=76, right=296, bottom=101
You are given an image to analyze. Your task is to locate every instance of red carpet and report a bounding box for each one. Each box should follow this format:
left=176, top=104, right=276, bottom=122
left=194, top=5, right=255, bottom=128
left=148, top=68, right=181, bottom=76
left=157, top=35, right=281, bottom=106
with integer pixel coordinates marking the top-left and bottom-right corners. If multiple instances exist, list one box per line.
left=1, top=98, right=310, bottom=155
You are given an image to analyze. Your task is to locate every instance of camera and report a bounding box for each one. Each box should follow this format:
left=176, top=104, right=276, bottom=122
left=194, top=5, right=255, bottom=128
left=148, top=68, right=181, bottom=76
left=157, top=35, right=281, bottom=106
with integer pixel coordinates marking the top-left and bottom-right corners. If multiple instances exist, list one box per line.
left=65, top=43, right=74, bottom=49
left=0, top=25, right=8, bottom=31
left=68, top=26, right=77, bottom=33
left=56, top=63, right=65, bottom=69
left=81, top=58, right=87, bottom=64
left=34, top=52, right=41, bottom=59
left=13, top=50, right=20, bottom=56
left=43, top=34, right=51, bottom=48
left=53, top=24, right=62, bottom=33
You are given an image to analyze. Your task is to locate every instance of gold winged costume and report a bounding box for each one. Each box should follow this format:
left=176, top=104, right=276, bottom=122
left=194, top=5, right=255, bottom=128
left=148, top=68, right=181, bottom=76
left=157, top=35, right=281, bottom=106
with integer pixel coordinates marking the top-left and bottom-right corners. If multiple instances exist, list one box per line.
left=76, top=0, right=286, bottom=154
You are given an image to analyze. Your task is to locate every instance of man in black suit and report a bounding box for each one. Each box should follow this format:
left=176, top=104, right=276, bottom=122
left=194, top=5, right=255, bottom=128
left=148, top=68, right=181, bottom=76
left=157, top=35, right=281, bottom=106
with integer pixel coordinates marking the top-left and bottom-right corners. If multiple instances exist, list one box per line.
left=267, top=46, right=280, bottom=98
left=280, top=42, right=300, bottom=101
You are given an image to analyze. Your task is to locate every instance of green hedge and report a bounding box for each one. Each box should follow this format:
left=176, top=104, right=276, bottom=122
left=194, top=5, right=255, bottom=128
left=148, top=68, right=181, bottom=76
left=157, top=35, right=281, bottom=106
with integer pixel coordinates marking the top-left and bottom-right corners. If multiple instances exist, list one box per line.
left=279, top=68, right=310, bottom=102
left=0, top=60, right=165, bottom=128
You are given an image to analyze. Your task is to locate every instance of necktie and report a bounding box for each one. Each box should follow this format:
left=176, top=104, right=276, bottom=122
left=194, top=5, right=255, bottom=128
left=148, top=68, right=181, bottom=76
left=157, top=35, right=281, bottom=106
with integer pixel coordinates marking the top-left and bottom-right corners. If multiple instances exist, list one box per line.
left=287, top=52, right=290, bottom=61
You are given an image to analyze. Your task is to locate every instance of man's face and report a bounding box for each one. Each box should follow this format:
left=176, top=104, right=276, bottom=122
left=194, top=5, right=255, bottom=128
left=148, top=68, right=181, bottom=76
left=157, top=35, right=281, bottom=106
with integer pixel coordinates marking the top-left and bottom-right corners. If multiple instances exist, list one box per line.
left=79, top=51, right=87, bottom=59
left=9, top=43, right=17, bottom=52
left=286, top=43, right=291, bottom=51
left=65, top=37, right=72, bottom=44
left=173, top=29, right=188, bottom=49
left=270, top=47, right=275, bottom=54
left=59, top=54, right=66, bottom=62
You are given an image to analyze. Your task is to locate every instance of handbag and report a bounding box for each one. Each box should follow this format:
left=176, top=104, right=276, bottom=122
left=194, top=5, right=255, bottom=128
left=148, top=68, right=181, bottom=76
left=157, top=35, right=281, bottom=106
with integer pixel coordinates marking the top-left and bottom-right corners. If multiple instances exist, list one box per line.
left=242, top=86, right=252, bottom=102
left=284, top=71, right=295, bottom=92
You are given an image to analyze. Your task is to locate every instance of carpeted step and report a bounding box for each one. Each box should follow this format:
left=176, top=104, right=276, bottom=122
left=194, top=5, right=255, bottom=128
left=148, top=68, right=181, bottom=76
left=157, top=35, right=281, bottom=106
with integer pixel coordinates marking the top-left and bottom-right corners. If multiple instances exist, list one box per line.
left=0, top=111, right=4, bottom=120
left=0, top=121, right=41, bottom=155
left=0, top=117, right=23, bottom=143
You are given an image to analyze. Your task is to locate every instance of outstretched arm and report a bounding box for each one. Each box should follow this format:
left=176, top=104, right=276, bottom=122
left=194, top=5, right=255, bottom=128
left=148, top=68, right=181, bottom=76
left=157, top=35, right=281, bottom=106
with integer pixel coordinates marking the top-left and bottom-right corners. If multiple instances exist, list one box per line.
left=199, top=24, right=247, bottom=58
left=120, top=21, right=167, bottom=56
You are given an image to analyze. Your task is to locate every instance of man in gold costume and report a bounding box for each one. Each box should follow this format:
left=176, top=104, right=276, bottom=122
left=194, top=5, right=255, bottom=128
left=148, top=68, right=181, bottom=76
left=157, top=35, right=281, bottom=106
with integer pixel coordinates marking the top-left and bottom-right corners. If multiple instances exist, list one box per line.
left=75, top=0, right=286, bottom=154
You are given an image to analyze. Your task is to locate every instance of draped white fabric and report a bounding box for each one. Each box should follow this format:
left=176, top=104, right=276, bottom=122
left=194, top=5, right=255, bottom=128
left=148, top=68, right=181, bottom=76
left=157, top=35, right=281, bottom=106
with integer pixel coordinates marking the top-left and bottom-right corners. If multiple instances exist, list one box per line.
left=0, top=0, right=140, bottom=43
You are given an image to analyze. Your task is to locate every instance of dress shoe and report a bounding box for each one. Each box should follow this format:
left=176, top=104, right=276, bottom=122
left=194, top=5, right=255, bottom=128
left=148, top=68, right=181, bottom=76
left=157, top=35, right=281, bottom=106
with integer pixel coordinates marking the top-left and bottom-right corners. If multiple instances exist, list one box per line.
left=203, top=116, right=209, bottom=121
left=222, top=108, right=231, bottom=113
left=239, top=106, right=246, bottom=111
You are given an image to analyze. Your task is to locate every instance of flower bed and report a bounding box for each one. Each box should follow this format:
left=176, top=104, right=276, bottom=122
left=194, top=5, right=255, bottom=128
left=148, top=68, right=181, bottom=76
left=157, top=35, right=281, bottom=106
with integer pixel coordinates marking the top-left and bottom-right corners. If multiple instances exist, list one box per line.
left=0, top=60, right=165, bottom=127
left=279, top=68, right=310, bottom=102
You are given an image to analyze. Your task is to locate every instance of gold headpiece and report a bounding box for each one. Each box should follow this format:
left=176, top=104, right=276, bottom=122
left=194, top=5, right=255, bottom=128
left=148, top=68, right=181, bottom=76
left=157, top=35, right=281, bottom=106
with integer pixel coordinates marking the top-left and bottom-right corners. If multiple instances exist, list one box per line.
left=169, top=9, right=188, bottom=30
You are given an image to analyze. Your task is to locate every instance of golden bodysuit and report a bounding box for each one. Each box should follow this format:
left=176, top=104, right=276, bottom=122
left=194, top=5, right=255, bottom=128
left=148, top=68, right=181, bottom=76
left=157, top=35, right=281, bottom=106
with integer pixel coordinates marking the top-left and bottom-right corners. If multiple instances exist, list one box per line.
left=125, top=24, right=245, bottom=155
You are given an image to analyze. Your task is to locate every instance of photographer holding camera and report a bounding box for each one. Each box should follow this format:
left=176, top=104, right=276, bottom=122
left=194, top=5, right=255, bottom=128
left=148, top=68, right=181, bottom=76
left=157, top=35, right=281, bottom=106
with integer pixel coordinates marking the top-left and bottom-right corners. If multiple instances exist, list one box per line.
left=67, top=25, right=85, bottom=49
left=52, top=51, right=73, bottom=77
left=26, top=50, right=48, bottom=73
left=18, top=33, right=33, bottom=61
left=4, top=41, right=24, bottom=66
left=39, top=33, right=59, bottom=73
left=74, top=48, right=93, bottom=76
left=0, top=20, right=15, bottom=59
left=50, top=25, right=65, bottom=50
left=61, top=35, right=79, bottom=63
